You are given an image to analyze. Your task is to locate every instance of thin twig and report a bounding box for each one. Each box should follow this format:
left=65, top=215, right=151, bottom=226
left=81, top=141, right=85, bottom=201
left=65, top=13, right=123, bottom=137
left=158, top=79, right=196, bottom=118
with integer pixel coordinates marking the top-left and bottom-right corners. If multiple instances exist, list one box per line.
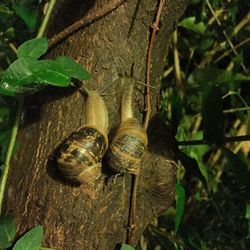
left=143, top=0, right=165, bottom=129
left=48, top=0, right=128, bottom=49
left=127, top=0, right=165, bottom=245
left=215, top=37, right=250, bottom=63
left=223, top=106, right=250, bottom=114
left=199, top=11, right=250, bottom=67
left=163, top=65, right=174, bottom=78
left=136, top=80, right=159, bottom=90
left=205, top=0, right=248, bottom=73
left=126, top=174, right=138, bottom=245
left=178, top=135, right=250, bottom=146
left=207, top=9, right=224, bottom=26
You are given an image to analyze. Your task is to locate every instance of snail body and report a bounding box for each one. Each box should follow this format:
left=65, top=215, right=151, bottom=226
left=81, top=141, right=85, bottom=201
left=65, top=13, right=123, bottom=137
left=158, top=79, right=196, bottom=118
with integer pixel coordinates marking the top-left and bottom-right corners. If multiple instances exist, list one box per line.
left=57, top=88, right=108, bottom=184
left=106, top=81, right=148, bottom=175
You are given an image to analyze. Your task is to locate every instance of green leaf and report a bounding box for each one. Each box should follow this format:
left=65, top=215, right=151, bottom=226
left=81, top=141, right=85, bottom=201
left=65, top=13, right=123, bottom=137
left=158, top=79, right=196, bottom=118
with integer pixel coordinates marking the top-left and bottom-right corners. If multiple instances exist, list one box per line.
left=170, top=88, right=183, bottom=135
left=221, top=148, right=250, bottom=192
left=0, top=59, right=46, bottom=96
left=187, top=67, right=233, bottom=87
left=0, top=215, right=16, bottom=249
left=5, top=27, right=15, bottom=38
left=246, top=204, right=250, bottom=220
left=12, top=3, right=38, bottom=29
left=179, top=151, right=208, bottom=186
left=202, top=85, right=224, bottom=145
left=199, top=38, right=214, bottom=51
left=13, top=225, right=43, bottom=250
left=55, top=56, right=91, bottom=80
left=175, top=182, right=185, bottom=233
left=120, top=244, right=135, bottom=250
left=190, top=151, right=208, bottom=184
left=31, top=60, right=70, bottom=86
left=17, top=38, right=48, bottom=59
left=0, top=57, right=38, bottom=96
left=178, top=17, right=206, bottom=33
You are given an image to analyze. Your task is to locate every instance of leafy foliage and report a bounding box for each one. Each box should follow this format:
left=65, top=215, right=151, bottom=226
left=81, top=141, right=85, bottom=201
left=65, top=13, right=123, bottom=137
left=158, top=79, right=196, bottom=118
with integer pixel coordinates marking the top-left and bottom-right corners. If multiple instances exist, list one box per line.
left=13, top=225, right=43, bottom=250
left=143, top=0, right=250, bottom=249
left=0, top=215, right=16, bottom=249
left=0, top=37, right=91, bottom=96
left=0, top=216, right=44, bottom=250
left=0, top=6, right=91, bottom=241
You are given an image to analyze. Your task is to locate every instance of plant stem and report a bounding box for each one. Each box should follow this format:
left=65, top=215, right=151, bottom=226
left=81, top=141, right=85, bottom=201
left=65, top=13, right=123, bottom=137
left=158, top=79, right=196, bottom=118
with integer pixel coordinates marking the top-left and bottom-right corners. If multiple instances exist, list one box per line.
left=143, top=0, right=165, bottom=129
left=173, top=29, right=183, bottom=92
left=0, top=96, right=24, bottom=214
left=223, top=106, right=250, bottom=114
left=215, top=37, right=250, bottom=63
left=0, top=0, right=57, bottom=214
left=234, top=12, right=250, bottom=35
left=37, top=0, right=57, bottom=38
left=178, top=135, right=250, bottom=146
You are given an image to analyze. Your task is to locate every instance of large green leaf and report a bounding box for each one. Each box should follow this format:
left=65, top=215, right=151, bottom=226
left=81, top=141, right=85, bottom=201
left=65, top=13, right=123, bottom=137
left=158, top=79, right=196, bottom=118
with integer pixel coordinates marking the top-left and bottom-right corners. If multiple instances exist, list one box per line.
left=31, top=60, right=70, bottom=87
left=202, top=85, right=224, bottom=145
left=175, top=182, right=186, bottom=233
left=13, top=225, right=43, bottom=250
left=0, top=215, right=16, bottom=249
left=17, top=38, right=48, bottom=59
left=55, top=56, right=91, bottom=80
left=12, top=2, right=38, bottom=29
left=178, top=17, right=206, bottom=33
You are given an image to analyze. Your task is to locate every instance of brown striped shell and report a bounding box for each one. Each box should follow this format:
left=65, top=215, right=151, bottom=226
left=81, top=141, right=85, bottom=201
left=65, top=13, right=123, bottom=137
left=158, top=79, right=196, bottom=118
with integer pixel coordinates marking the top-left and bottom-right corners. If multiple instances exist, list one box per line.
left=56, top=88, right=109, bottom=184
left=105, top=118, right=148, bottom=174
left=57, top=125, right=108, bottom=184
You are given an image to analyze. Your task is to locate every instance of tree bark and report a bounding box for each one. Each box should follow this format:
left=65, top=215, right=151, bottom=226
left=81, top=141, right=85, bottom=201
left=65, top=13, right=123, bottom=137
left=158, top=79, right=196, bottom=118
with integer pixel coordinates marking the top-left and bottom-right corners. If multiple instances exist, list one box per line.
left=3, top=0, right=188, bottom=249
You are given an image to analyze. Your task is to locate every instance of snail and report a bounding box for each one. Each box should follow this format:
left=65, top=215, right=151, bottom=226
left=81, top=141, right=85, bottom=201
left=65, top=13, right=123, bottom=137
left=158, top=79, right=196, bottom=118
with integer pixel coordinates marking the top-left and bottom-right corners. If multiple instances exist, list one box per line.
left=57, top=84, right=109, bottom=184
left=105, top=79, right=148, bottom=175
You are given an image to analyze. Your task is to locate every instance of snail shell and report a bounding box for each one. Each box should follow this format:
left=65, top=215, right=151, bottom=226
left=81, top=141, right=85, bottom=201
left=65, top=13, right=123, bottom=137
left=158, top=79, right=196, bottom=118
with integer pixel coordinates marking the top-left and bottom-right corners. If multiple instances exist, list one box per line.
left=57, top=89, right=109, bottom=184
left=105, top=118, right=147, bottom=174
left=105, top=80, right=148, bottom=175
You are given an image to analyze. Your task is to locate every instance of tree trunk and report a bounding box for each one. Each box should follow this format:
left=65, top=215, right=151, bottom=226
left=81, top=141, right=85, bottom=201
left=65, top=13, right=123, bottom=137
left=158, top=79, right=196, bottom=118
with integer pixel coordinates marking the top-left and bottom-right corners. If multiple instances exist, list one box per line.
left=3, top=0, right=188, bottom=249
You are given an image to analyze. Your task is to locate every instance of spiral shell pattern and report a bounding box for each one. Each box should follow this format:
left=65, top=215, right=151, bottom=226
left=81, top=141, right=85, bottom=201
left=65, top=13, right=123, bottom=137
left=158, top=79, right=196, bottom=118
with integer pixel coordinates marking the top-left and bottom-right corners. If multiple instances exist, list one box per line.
left=105, top=118, right=147, bottom=174
left=57, top=126, right=108, bottom=184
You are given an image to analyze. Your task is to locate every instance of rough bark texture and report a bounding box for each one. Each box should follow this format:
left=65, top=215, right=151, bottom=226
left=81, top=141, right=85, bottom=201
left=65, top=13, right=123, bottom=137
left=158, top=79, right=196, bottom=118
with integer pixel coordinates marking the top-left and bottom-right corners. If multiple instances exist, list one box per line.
left=3, top=0, right=188, bottom=249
